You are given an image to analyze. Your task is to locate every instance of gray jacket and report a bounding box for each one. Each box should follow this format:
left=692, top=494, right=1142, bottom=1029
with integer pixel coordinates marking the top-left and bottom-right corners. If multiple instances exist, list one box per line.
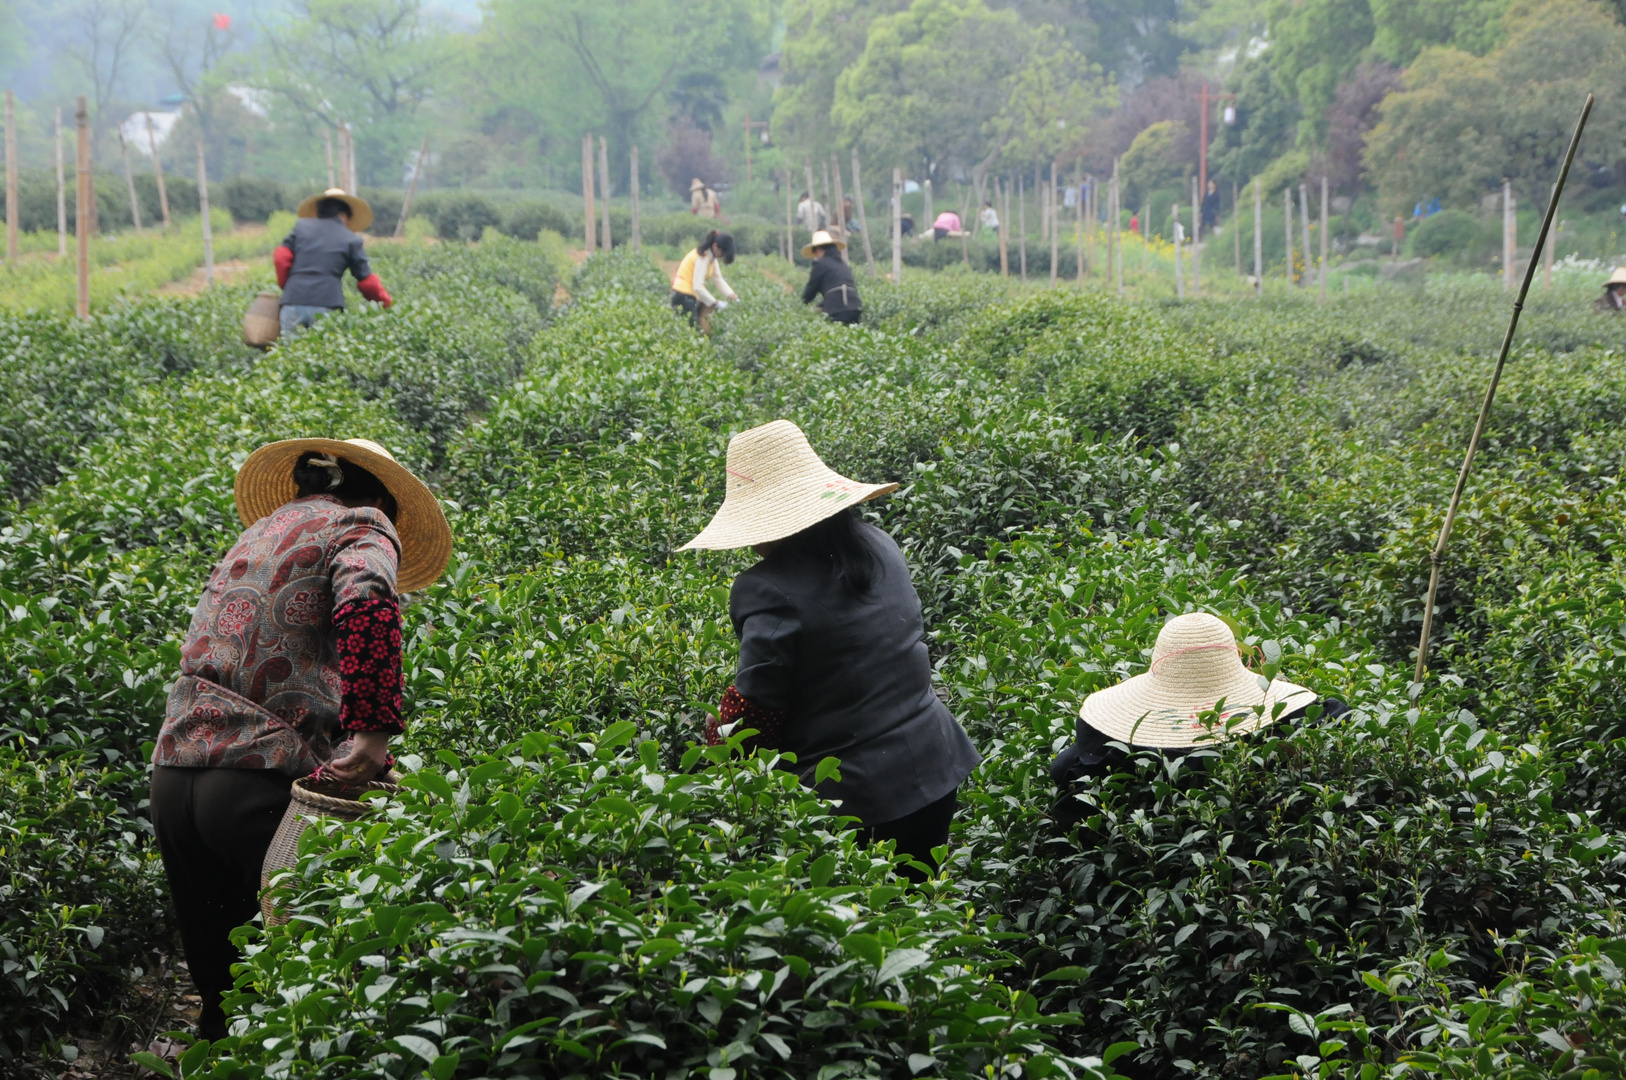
left=279, top=217, right=373, bottom=310
left=729, top=520, right=980, bottom=824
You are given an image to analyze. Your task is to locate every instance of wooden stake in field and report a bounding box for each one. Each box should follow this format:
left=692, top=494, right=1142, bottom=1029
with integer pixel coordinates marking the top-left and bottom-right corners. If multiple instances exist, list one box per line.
left=56, top=108, right=67, bottom=255
left=75, top=97, right=90, bottom=319
left=196, top=138, right=214, bottom=287
left=998, top=177, right=1009, bottom=278
left=1252, top=180, right=1262, bottom=297
left=804, top=161, right=818, bottom=236
left=147, top=114, right=170, bottom=229
left=923, top=176, right=932, bottom=233
left=118, top=130, right=143, bottom=232
left=4, top=89, right=17, bottom=265
left=1113, top=160, right=1124, bottom=296
left=891, top=166, right=902, bottom=282
left=1283, top=188, right=1294, bottom=285
left=784, top=171, right=795, bottom=267
left=1319, top=174, right=1328, bottom=304
left=1544, top=182, right=1555, bottom=288
left=598, top=136, right=612, bottom=250
left=851, top=149, right=876, bottom=276
left=1414, top=95, right=1591, bottom=686
left=1076, top=165, right=1085, bottom=285
left=1299, top=182, right=1312, bottom=290
left=1233, top=180, right=1241, bottom=275
left=1503, top=179, right=1515, bottom=290
left=1017, top=174, right=1027, bottom=282
left=1173, top=201, right=1185, bottom=299
left=830, top=153, right=849, bottom=263
left=958, top=184, right=970, bottom=267
left=396, top=137, right=429, bottom=238
left=1191, top=175, right=1200, bottom=298
left=324, top=129, right=335, bottom=189
left=823, top=159, right=834, bottom=236
left=1049, top=160, right=1059, bottom=287
left=1143, top=198, right=1151, bottom=274
left=581, top=135, right=595, bottom=254
left=630, top=145, right=642, bottom=252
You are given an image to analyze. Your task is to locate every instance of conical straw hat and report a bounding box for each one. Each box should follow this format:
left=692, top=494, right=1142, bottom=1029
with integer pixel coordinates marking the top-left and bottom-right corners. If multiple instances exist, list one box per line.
left=680, top=420, right=897, bottom=551
left=296, top=188, right=374, bottom=232
left=801, top=229, right=847, bottom=258
left=234, top=438, right=452, bottom=593
left=1605, top=267, right=1626, bottom=287
left=1079, top=612, right=1314, bottom=749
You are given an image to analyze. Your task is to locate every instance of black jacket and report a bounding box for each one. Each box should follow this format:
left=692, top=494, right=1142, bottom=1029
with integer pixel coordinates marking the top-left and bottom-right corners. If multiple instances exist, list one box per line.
left=279, top=217, right=373, bottom=309
left=730, top=520, right=979, bottom=824
left=802, top=253, right=862, bottom=315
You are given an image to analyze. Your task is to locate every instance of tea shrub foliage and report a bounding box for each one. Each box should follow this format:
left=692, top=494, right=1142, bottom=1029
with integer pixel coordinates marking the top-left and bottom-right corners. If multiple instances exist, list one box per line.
left=3, top=249, right=1625, bottom=1080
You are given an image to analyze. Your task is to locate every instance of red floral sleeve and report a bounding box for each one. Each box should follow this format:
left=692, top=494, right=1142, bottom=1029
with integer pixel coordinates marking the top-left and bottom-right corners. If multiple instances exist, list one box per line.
left=333, top=598, right=404, bottom=734
left=705, top=685, right=788, bottom=752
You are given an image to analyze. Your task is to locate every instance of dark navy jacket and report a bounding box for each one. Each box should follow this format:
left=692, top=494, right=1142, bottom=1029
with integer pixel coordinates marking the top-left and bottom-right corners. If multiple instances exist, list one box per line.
left=730, top=520, right=979, bottom=824
left=279, top=217, right=372, bottom=309
left=801, top=253, right=862, bottom=315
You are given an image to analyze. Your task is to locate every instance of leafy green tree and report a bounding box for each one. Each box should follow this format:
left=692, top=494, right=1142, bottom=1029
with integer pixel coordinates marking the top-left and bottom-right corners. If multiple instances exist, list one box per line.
left=774, top=0, right=908, bottom=154
left=1369, top=0, right=1508, bottom=63
left=1119, top=118, right=1187, bottom=200
left=1265, top=0, right=1373, bottom=145
left=1364, top=0, right=1626, bottom=213
left=1206, top=53, right=1298, bottom=185
left=990, top=33, right=1114, bottom=167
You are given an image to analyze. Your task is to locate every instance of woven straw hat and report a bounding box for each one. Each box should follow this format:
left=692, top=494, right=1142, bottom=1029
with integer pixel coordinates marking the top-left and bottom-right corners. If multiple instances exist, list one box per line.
left=296, top=187, right=374, bottom=232
left=1605, top=267, right=1626, bottom=288
left=801, top=229, right=847, bottom=258
left=1079, top=612, right=1314, bottom=749
left=235, top=438, right=451, bottom=593
left=681, top=420, right=897, bottom=551
left=691, top=178, right=707, bottom=192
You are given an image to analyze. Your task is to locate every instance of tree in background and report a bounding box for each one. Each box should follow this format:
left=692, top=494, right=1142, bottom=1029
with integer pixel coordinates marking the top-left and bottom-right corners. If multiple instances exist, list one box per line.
left=1119, top=119, right=1188, bottom=202
left=1265, top=0, right=1374, bottom=146
left=1364, top=0, right=1626, bottom=212
left=157, top=8, right=242, bottom=176
left=1320, top=60, right=1399, bottom=192
left=252, top=0, right=450, bottom=186
left=1369, top=0, right=1507, bottom=64
left=1206, top=54, right=1298, bottom=186
left=774, top=0, right=907, bottom=155
left=67, top=0, right=147, bottom=127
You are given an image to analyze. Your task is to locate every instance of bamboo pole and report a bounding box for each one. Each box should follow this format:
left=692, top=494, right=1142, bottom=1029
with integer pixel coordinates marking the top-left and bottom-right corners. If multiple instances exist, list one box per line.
left=1299, top=181, right=1312, bottom=290
left=1284, top=189, right=1294, bottom=285
left=1076, top=166, right=1085, bottom=285
left=852, top=148, right=875, bottom=276
left=324, top=129, right=335, bottom=188
left=830, top=153, right=849, bottom=264
left=823, top=158, right=834, bottom=236
left=119, top=130, right=143, bottom=232
left=1253, top=180, right=1262, bottom=297
left=599, top=135, right=612, bottom=250
left=196, top=137, right=214, bottom=287
left=75, top=97, right=89, bottom=319
left=1173, top=201, right=1185, bottom=299
left=56, top=108, right=67, bottom=255
left=1018, top=174, right=1027, bottom=282
left=1503, top=179, right=1515, bottom=291
left=1191, top=175, right=1201, bottom=298
left=1414, top=95, right=1592, bottom=685
left=396, top=137, right=429, bottom=238
left=958, top=184, right=971, bottom=267
left=1233, top=180, right=1241, bottom=275
left=1113, top=164, right=1124, bottom=296
left=923, top=176, right=932, bottom=232
left=805, top=161, right=818, bottom=236
left=998, top=177, right=1009, bottom=278
left=4, top=89, right=16, bottom=264
left=147, top=114, right=170, bottom=228
left=1544, top=183, right=1555, bottom=288
left=1320, top=175, right=1329, bottom=304
left=891, top=167, right=902, bottom=282
left=1143, top=198, right=1151, bottom=274
left=1049, top=161, right=1059, bottom=287
left=630, top=145, right=642, bottom=252
left=581, top=135, right=595, bottom=253
left=784, top=170, right=795, bottom=267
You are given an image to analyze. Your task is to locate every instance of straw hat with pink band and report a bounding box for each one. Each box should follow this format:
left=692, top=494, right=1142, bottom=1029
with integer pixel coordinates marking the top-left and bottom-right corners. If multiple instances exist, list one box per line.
left=1078, top=612, right=1314, bottom=749
left=681, top=420, right=896, bottom=551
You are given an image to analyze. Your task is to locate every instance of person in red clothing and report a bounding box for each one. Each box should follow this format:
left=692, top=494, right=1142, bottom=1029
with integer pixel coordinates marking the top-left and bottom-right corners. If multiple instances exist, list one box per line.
left=273, top=188, right=392, bottom=338
left=149, top=437, right=451, bottom=1039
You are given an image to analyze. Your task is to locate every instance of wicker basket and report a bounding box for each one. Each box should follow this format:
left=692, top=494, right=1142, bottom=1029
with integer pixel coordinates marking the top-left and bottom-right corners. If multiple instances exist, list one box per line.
left=242, top=291, right=281, bottom=349
left=260, top=773, right=398, bottom=926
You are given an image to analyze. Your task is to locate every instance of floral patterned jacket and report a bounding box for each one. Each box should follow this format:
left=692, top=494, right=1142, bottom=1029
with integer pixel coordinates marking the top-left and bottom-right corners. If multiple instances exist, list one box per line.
left=152, top=494, right=405, bottom=776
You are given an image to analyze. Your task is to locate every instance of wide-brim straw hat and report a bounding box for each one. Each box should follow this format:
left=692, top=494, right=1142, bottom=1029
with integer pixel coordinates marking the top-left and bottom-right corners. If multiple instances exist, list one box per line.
left=296, top=188, right=374, bottom=232
left=681, top=420, right=896, bottom=551
left=235, top=438, right=451, bottom=593
left=1605, top=267, right=1626, bottom=288
left=1079, top=612, right=1314, bottom=749
left=691, top=178, right=707, bottom=191
left=801, top=230, right=847, bottom=258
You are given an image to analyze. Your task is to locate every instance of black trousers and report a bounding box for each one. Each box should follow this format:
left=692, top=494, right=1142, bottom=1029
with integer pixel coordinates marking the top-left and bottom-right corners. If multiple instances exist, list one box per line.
left=827, top=309, right=861, bottom=326
left=860, top=788, right=957, bottom=882
left=670, top=290, right=700, bottom=327
left=150, top=766, right=293, bottom=1039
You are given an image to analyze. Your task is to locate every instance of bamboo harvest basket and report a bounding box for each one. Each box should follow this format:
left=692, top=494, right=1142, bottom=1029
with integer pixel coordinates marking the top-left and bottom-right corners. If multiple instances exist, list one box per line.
left=242, top=291, right=281, bottom=349
left=260, top=772, right=398, bottom=926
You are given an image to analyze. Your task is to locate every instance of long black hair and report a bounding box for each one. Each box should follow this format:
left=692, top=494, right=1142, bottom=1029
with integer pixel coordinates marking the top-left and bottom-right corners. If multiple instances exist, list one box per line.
left=774, top=507, right=882, bottom=594
left=698, top=230, right=736, bottom=265
left=293, top=452, right=398, bottom=521
left=316, top=197, right=352, bottom=219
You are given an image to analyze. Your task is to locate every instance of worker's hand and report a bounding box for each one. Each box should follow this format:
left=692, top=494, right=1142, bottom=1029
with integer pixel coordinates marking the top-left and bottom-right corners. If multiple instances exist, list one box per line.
left=326, top=731, right=391, bottom=783
left=715, top=299, right=730, bottom=311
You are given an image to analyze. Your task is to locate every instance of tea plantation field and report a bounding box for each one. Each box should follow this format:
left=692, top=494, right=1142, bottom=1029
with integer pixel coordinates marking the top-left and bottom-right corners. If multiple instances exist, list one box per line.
left=3, top=240, right=1626, bottom=1080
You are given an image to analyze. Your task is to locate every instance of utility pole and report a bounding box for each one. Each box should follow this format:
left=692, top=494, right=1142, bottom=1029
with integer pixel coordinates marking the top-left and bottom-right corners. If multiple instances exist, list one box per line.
left=1198, top=82, right=1209, bottom=212
left=998, top=177, right=1009, bottom=278
left=1049, top=160, right=1059, bottom=287
left=1299, top=181, right=1312, bottom=290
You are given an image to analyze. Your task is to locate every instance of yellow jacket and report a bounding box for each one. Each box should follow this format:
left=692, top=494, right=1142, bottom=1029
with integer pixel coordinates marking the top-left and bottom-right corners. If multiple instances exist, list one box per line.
left=671, top=249, right=737, bottom=306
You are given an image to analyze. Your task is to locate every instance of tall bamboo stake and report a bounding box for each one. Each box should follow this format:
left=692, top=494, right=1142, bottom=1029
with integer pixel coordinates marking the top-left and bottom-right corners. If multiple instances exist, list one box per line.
left=599, top=135, right=612, bottom=250
left=147, top=114, right=170, bottom=228
left=1253, top=180, right=1262, bottom=296
left=396, top=137, right=429, bottom=238
left=1017, top=174, right=1027, bottom=282
left=1284, top=188, right=1294, bottom=285
left=324, top=129, right=335, bottom=188
left=784, top=170, right=795, bottom=267
left=196, top=137, right=214, bottom=287
left=1076, top=166, right=1085, bottom=285
left=75, top=97, right=89, bottom=319
left=830, top=153, right=849, bottom=264
left=1299, top=182, right=1312, bottom=290
left=581, top=135, right=595, bottom=253
left=1173, top=202, right=1185, bottom=299
left=851, top=148, right=875, bottom=275
left=891, top=167, right=902, bottom=282
left=1319, top=175, right=1328, bottom=304
left=1049, top=161, right=1059, bottom=287
left=630, top=145, right=642, bottom=252
left=804, top=161, right=818, bottom=236
left=1191, top=175, right=1200, bottom=298
left=1413, top=95, right=1592, bottom=686
left=998, top=177, right=1009, bottom=278
left=56, top=108, right=67, bottom=254
left=119, top=130, right=143, bottom=232
left=1233, top=180, right=1241, bottom=275
left=1503, top=179, right=1515, bottom=291
left=4, top=89, right=17, bottom=264
left=1113, top=162, right=1124, bottom=296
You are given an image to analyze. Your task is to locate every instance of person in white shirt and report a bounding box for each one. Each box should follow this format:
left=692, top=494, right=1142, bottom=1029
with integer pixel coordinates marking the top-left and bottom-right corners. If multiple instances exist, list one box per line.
left=796, top=192, right=827, bottom=232
left=978, top=201, right=999, bottom=231
left=670, top=230, right=740, bottom=329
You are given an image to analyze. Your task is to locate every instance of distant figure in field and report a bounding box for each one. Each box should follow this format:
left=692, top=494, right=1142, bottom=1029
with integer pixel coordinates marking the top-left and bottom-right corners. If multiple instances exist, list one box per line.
left=1049, top=612, right=1349, bottom=827
left=979, top=200, right=999, bottom=231
left=1595, top=267, right=1626, bottom=313
left=273, top=188, right=392, bottom=337
left=796, top=191, right=828, bottom=232
left=842, top=195, right=859, bottom=232
left=1129, top=210, right=1139, bottom=235
left=931, top=210, right=962, bottom=240
left=1201, top=178, right=1221, bottom=233
left=899, top=211, right=915, bottom=238
left=800, top=229, right=861, bottom=325
left=670, top=229, right=739, bottom=330
left=690, top=178, right=722, bottom=219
